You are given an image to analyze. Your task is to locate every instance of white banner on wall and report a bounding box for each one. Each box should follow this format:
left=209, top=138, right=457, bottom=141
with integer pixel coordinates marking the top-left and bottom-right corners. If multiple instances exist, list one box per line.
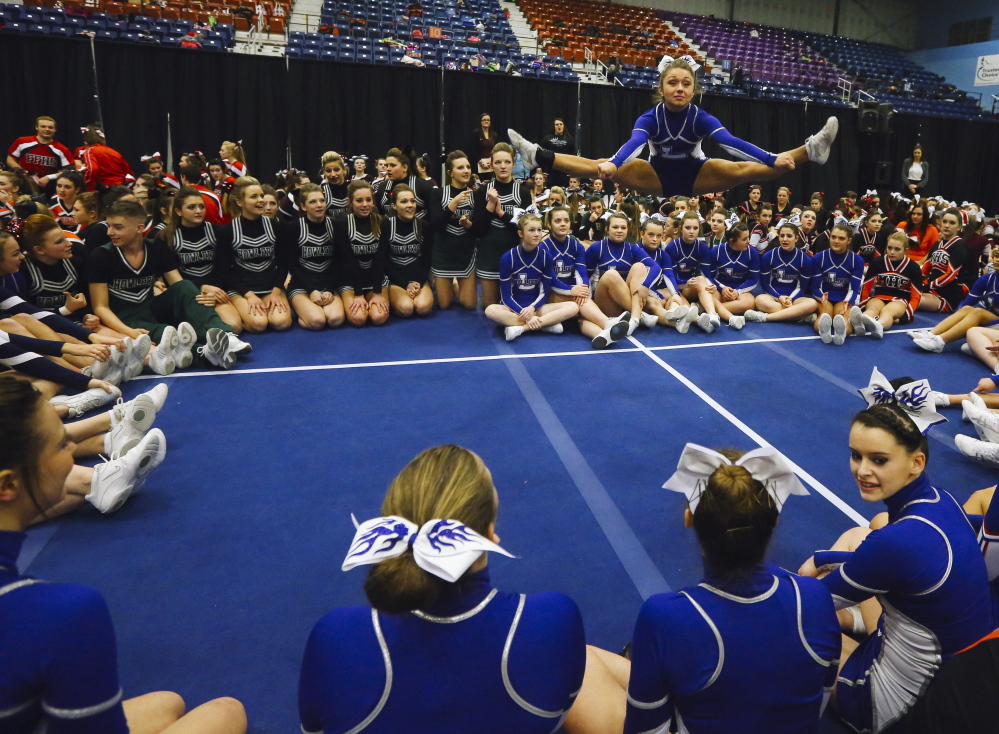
left=975, top=54, right=999, bottom=86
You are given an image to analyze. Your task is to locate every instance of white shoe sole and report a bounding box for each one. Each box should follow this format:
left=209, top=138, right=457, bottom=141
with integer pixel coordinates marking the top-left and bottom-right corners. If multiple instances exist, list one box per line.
left=818, top=314, right=832, bottom=344
left=173, top=322, right=196, bottom=369
left=807, top=116, right=838, bottom=165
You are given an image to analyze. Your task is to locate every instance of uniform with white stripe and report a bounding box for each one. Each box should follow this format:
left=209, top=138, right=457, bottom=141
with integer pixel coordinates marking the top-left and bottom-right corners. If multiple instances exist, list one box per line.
left=334, top=214, right=387, bottom=294
left=625, top=565, right=840, bottom=734
left=541, top=233, right=589, bottom=296
left=215, top=216, right=284, bottom=297
left=816, top=473, right=995, bottom=732
left=383, top=217, right=432, bottom=288
left=704, top=242, right=760, bottom=293
left=170, top=222, right=221, bottom=287
left=85, top=240, right=180, bottom=308
left=959, top=271, right=999, bottom=318
left=298, top=570, right=585, bottom=734
left=19, top=255, right=86, bottom=315
left=0, top=530, right=129, bottom=734
left=0, top=282, right=95, bottom=343
left=760, top=246, right=813, bottom=300
left=280, top=217, right=338, bottom=299
left=810, top=248, right=864, bottom=304
left=430, top=185, right=477, bottom=279
left=663, top=236, right=711, bottom=288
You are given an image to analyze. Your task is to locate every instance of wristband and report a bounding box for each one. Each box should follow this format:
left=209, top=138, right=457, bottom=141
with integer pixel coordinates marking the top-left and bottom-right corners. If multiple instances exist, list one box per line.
left=59, top=306, right=71, bottom=316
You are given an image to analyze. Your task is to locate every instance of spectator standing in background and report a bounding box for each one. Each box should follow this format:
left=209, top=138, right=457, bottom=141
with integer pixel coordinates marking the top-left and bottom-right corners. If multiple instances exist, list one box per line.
left=541, top=118, right=575, bottom=188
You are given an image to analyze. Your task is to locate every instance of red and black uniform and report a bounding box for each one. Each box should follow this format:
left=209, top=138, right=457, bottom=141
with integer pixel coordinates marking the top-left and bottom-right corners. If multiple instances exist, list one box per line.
left=7, top=136, right=74, bottom=177
left=851, top=227, right=889, bottom=265
left=79, top=145, right=134, bottom=190
left=861, top=253, right=924, bottom=322
left=48, top=197, right=77, bottom=230
left=190, top=184, right=230, bottom=225
left=922, top=236, right=969, bottom=313
left=225, top=159, right=247, bottom=178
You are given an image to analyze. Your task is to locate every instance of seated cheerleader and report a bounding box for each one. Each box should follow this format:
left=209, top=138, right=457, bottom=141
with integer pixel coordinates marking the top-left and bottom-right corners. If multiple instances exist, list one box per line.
left=278, top=183, right=344, bottom=330
left=911, top=222, right=996, bottom=354
left=615, top=444, right=840, bottom=734
left=584, top=212, right=661, bottom=337
left=852, top=210, right=888, bottom=265
left=703, top=222, right=759, bottom=330
left=854, top=231, right=924, bottom=339
left=383, top=184, right=434, bottom=318
left=572, top=195, right=608, bottom=243
left=795, top=208, right=819, bottom=253
left=636, top=217, right=698, bottom=332
left=664, top=211, right=720, bottom=333
left=50, top=170, right=84, bottom=230
left=704, top=207, right=727, bottom=247
left=810, top=223, right=863, bottom=345
left=509, top=57, right=837, bottom=200
left=163, top=188, right=249, bottom=342
left=299, top=444, right=585, bottom=734
left=431, top=151, right=477, bottom=310
left=896, top=204, right=937, bottom=263
left=541, top=205, right=630, bottom=348
left=335, top=180, right=389, bottom=327
left=744, top=221, right=818, bottom=324
left=485, top=213, right=578, bottom=341
left=88, top=200, right=238, bottom=372
left=916, top=208, right=970, bottom=316
left=215, top=176, right=292, bottom=334
left=798, top=371, right=996, bottom=732
left=748, top=203, right=774, bottom=251
left=0, top=378, right=248, bottom=734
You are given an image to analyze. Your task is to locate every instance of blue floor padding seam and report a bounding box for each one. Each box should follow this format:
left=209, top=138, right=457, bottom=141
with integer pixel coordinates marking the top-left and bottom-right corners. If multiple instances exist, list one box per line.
left=626, top=335, right=870, bottom=527
left=497, top=341, right=672, bottom=600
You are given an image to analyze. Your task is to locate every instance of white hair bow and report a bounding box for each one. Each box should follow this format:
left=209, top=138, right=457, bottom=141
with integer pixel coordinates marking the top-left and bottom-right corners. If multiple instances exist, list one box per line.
left=858, top=367, right=946, bottom=434
left=140, top=152, right=162, bottom=162
left=342, top=515, right=514, bottom=583
left=724, top=211, right=740, bottom=229
left=659, top=54, right=700, bottom=74
left=663, top=443, right=808, bottom=514
left=650, top=212, right=670, bottom=224
left=864, top=189, right=878, bottom=198
left=833, top=214, right=849, bottom=226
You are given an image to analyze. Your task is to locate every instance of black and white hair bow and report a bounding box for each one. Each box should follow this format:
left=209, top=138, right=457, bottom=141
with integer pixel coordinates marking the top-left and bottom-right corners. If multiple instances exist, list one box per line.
left=858, top=367, right=946, bottom=434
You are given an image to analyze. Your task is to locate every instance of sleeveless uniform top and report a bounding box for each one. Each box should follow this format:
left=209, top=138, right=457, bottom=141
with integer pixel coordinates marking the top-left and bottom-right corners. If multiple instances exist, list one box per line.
left=21, top=256, right=86, bottom=313
left=281, top=217, right=338, bottom=297
left=322, top=181, right=350, bottom=221
left=383, top=216, right=431, bottom=288
left=216, top=215, right=283, bottom=296
left=334, top=214, right=386, bottom=294
left=171, top=221, right=220, bottom=287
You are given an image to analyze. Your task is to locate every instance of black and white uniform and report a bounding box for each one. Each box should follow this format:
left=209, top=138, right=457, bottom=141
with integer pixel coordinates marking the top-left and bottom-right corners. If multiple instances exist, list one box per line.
left=215, top=215, right=285, bottom=297
left=280, top=217, right=338, bottom=300
left=852, top=226, right=889, bottom=266
left=473, top=179, right=532, bottom=280
left=373, top=174, right=440, bottom=223
left=322, top=181, right=349, bottom=221
left=334, top=214, right=387, bottom=294
left=21, top=255, right=87, bottom=315
left=431, top=184, right=476, bottom=278
left=170, top=222, right=221, bottom=289
left=82, top=220, right=111, bottom=254
left=383, top=216, right=432, bottom=288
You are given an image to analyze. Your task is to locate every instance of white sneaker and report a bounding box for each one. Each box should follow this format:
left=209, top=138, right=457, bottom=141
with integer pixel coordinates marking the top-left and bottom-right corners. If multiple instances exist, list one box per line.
left=540, top=322, right=563, bottom=334
left=908, top=329, right=931, bottom=340
left=198, top=328, right=237, bottom=369
left=728, top=315, right=745, bottom=330
left=110, top=383, right=168, bottom=429
left=833, top=314, right=848, bottom=345
left=963, top=401, right=999, bottom=444
left=676, top=305, right=698, bottom=334
left=914, top=334, right=945, bottom=353
left=963, top=391, right=987, bottom=421
left=955, top=434, right=999, bottom=466
left=639, top=311, right=658, bottom=329
left=149, top=335, right=176, bottom=376
left=709, top=313, right=721, bottom=329
left=929, top=390, right=950, bottom=409
left=961, top=343, right=973, bottom=355
left=805, top=116, right=839, bottom=165
left=801, top=313, right=818, bottom=325
left=123, top=334, right=151, bottom=381
left=744, top=309, right=767, bottom=323
left=507, top=128, right=539, bottom=169
left=591, top=328, right=613, bottom=349
left=860, top=313, right=882, bottom=338
left=86, top=429, right=167, bottom=514
left=627, top=317, right=639, bottom=336
left=664, top=303, right=687, bottom=321
left=82, top=350, right=116, bottom=383
left=226, top=332, right=253, bottom=355
left=50, top=385, right=122, bottom=418
left=818, top=313, right=833, bottom=344
left=849, top=306, right=865, bottom=337
left=697, top=312, right=715, bottom=333
left=172, top=322, right=196, bottom=369
left=504, top=325, right=524, bottom=341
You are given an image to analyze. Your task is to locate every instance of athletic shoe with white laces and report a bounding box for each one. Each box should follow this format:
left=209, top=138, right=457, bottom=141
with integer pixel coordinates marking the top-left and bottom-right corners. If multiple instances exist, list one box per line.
left=86, top=428, right=167, bottom=514
left=50, top=385, right=122, bottom=418
left=744, top=309, right=767, bottom=323
left=123, top=334, right=151, bottom=381
left=82, top=351, right=116, bottom=383
left=908, top=329, right=931, bottom=340
left=849, top=306, right=865, bottom=336
left=860, top=313, right=882, bottom=338
left=818, top=313, right=833, bottom=344
left=110, top=383, right=168, bottom=430
left=507, top=128, right=539, bottom=170
left=149, top=333, right=176, bottom=376
left=728, top=315, right=745, bottom=330
left=664, top=303, right=687, bottom=321
left=172, top=322, right=197, bottom=369
left=226, top=332, right=253, bottom=355
left=963, top=390, right=987, bottom=421
left=914, top=334, right=946, bottom=353
left=639, top=311, right=658, bottom=328
left=696, top=312, right=715, bottom=333
left=832, top=314, right=848, bottom=345
left=676, top=305, right=698, bottom=334
left=540, top=323, right=563, bottom=334
left=961, top=343, right=973, bottom=355
left=805, top=116, right=839, bottom=165
left=955, top=434, right=999, bottom=466
left=198, top=328, right=237, bottom=369
left=962, top=401, right=999, bottom=444
left=504, top=325, right=524, bottom=341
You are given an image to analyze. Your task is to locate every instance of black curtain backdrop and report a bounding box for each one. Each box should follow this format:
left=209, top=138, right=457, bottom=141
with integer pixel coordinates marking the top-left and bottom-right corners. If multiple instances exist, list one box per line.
left=3, top=33, right=999, bottom=211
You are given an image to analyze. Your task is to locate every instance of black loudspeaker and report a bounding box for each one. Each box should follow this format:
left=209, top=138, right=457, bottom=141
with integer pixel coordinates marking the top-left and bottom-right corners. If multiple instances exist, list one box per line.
left=875, top=161, right=892, bottom=186
left=859, top=101, right=880, bottom=132
left=878, top=103, right=895, bottom=134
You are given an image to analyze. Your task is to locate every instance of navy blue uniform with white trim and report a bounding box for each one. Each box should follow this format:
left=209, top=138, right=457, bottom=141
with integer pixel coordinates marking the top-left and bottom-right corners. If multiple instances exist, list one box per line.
left=214, top=216, right=285, bottom=297
left=959, top=271, right=999, bottom=318
left=334, top=214, right=387, bottom=294
left=169, top=222, right=222, bottom=289
left=500, top=245, right=554, bottom=311
left=816, top=474, right=996, bottom=732
left=0, top=284, right=93, bottom=342
left=0, top=530, right=129, bottom=734
left=0, top=331, right=91, bottom=391
left=704, top=243, right=760, bottom=292
left=21, top=255, right=87, bottom=315
left=584, top=239, right=662, bottom=290
left=540, top=234, right=589, bottom=296
left=298, top=570, right=585, bottom=734
left=639, top=243, right=679, bottom=298
left=810, top=249, right=864, bottom=304
left=760, top=247, right=814, bottom=299
left=608, top=104, right=778, bottom=197
left=625, top=564, right=840, bottom=734
left=279, top=217, right=338, bottom=299
left=663, top=237, right=711, bottom=288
